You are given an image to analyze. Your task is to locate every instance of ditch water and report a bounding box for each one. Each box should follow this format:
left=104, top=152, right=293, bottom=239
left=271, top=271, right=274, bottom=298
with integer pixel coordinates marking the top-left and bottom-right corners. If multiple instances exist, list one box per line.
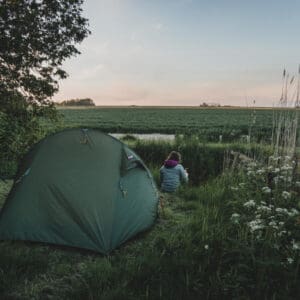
left=109, top=133, right=175, bottom=141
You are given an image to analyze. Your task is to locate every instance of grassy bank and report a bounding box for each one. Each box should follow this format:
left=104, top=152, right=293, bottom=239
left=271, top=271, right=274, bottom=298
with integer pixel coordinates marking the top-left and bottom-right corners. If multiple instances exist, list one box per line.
left=1, top=132, right=273, bottom=184
left=131, top=137, right=272, bottom=185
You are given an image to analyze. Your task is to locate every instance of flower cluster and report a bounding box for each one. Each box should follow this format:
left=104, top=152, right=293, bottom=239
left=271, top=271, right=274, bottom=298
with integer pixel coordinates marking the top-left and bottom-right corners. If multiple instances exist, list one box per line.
left=229, top=154, right=300, bottom=264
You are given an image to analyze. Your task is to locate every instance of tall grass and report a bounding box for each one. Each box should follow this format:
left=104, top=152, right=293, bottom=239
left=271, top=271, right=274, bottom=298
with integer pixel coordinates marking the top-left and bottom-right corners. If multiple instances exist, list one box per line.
left=273, top=68, right=300, bottom=158
left=132, top=137, right=272, bottom=185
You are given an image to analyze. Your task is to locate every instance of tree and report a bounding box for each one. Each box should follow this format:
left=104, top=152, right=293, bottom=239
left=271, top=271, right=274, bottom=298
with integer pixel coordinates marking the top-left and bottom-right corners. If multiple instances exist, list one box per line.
left=0, top=0, right=90, bottom=177
left=58, top=98, right=95, bottom=106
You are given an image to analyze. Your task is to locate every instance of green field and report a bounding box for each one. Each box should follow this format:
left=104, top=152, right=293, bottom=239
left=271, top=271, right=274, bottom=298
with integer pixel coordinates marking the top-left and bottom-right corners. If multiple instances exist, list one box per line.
left=1, top=106, right=299, bottom=299
left=52, top=106, right=279, bottom=140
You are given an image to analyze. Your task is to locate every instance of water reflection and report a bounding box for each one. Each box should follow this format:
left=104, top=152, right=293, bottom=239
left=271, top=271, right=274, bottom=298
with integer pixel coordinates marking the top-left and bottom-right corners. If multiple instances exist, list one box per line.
left=109, top=133, right=175, bottom=141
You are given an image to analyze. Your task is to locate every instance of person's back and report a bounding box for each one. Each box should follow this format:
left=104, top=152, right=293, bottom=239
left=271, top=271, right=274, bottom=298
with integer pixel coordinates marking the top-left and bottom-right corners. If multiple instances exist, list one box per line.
left=160, top=151, right=188, bottom=193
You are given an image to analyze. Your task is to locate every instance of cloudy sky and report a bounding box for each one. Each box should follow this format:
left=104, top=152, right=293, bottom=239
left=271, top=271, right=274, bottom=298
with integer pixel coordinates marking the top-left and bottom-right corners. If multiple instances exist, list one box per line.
left=53, top=0, right=300, bottom=106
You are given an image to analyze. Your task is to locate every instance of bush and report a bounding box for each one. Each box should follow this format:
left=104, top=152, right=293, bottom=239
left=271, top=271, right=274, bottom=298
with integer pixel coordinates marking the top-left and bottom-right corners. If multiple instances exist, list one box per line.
left=0, top=112, right=42, bottom=179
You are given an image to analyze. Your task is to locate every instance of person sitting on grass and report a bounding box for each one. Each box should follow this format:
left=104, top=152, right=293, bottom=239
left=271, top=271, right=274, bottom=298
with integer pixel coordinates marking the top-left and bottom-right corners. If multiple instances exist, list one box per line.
left=160, top=151, right=188, bottom=193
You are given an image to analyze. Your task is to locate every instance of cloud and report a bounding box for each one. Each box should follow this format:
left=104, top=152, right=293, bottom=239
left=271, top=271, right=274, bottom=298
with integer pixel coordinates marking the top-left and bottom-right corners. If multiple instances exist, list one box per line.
left=176, top=0, right=194, bottom=6
left=94, top=82, right=151, bottom=104
left=152, top=22, right=166, bottom=32
left=79, top=41, right=110, bottom=57
left=66, top=63, right=106, bottom=81
left=130, top=32, right=137, bottom=41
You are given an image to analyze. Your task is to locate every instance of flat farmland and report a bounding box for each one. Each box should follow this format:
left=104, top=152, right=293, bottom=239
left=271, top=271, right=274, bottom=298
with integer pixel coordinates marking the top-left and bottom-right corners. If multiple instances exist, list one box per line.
left=56, top=106, right=279, bottom=134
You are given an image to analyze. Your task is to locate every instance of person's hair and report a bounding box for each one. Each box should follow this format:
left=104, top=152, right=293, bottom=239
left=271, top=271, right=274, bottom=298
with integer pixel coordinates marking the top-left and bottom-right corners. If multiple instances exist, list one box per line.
left=166, top=151, right=181, bottom=162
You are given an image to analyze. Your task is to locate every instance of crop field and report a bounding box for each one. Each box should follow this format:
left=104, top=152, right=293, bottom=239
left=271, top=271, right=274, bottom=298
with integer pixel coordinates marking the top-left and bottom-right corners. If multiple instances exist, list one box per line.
left=49, top=106, right=300, bottom=143
left=53, top=106, right=275, bottom=137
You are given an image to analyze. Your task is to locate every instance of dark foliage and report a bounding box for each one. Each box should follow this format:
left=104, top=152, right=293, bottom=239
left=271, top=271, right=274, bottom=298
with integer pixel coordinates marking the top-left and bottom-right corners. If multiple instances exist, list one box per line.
left=0, top=0, right=90, bottom=177
left=58, top=98, right=95, bottom=106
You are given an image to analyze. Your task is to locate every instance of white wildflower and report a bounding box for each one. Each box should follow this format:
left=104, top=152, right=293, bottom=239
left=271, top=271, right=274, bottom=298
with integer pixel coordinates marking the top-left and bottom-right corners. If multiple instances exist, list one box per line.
left=248, top=219, right=264, bottom=232
left=231, top=213, right=240, bottom=224
left=276, top=208, right=288, bottom=215
left=232, top=213, right=240, bottom=218
left=292, top=240, right=300, bottom=250
left=230, top=186, right=239, bottom=191
left=268, top=221, right=278, bottom=228
left=287, top=257, right=294, bottom=264
left=204, top=244, right=209, bottom=250
left=256, top=169, right=265, bottom=175
left=282, top=191, right=291, bottom=199
left=257, top=205, right=272, bottom=213
left=243, top=200, right=256, bottom=208
left=270, top=157, right=281, bottom=164
left=278, top=230, right=287, bottom=237
left=248, top=162, right=257, bottom=168
left=281, top=165, right=293, bottom=171
left=256, top=231, right=263, bottom=239
left=262, top=187, right=271, bottom=194
left=288, top=208, right=299, bottom=217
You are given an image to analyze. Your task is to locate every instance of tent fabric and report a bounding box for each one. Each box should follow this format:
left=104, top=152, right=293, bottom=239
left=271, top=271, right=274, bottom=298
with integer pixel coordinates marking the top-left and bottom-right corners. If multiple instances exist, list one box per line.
left=0, top=129, right=158, bottom=254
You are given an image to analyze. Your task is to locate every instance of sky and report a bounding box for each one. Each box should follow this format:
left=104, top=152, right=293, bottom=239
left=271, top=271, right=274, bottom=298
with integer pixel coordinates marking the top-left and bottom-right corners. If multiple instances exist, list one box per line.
left=53, top=0, right=300, bottom=107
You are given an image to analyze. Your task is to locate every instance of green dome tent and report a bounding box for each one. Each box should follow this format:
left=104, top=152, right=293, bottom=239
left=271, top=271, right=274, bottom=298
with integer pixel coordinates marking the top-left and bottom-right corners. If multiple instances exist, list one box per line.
left=0, top=129, right=158, bottom=254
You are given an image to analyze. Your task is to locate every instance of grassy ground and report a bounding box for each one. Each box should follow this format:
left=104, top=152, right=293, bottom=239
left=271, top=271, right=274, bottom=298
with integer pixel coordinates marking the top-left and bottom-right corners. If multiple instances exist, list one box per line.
left=1, top=169, right=299, bottom=299
left=0, top=180, right=219, bottom=299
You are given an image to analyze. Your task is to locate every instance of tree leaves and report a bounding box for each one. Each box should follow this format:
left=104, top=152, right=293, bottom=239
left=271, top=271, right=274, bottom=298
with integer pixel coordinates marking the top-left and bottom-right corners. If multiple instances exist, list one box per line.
left=0, top=0, right=90, bottom=111
left=0, top=0, right=90, bottom=174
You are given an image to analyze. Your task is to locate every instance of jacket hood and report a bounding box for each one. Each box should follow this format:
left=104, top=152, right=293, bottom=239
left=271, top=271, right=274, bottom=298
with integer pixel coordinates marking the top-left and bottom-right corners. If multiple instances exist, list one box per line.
left=164, top=159, right=178, bottom=168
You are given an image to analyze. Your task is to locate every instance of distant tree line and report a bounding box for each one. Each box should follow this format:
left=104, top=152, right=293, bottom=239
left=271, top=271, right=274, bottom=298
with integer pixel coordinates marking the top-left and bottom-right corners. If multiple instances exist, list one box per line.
left=57, top=98, right=95, bottom=106
left=199, top=102, right=221, bottom=107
